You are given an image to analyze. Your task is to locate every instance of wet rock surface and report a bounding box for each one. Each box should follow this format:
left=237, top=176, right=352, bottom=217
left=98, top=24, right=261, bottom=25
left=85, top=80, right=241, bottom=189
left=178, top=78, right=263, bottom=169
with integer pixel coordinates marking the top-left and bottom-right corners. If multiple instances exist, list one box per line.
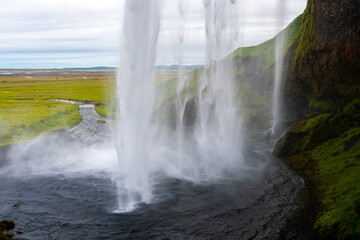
left=67, top=105, right=110, bottom=145
left=293, top=0, right=360, bottom=100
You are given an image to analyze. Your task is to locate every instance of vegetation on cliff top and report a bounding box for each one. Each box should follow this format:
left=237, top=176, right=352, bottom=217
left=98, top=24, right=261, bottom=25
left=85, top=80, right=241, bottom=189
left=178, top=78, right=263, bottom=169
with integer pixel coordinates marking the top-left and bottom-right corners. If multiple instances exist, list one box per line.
left=292, top=0, right=315, bottom=74
left=233, top=13, right=302, bottom=74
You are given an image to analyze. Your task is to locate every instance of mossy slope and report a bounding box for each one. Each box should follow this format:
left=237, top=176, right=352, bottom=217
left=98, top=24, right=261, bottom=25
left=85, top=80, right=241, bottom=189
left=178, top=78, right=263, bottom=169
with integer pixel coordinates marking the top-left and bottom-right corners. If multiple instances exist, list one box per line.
left=274, top=99, right=360, bottom=239
left=274, top=0, right=360, bottom=237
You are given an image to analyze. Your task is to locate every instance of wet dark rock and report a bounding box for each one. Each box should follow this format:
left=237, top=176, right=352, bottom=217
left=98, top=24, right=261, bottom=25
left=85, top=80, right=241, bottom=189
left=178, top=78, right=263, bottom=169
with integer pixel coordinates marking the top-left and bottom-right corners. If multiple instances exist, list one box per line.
left=281, top=82, right=316, bottom=121
left=356, top=202, right=360, bottom=216
left=292, top=0, right=360, bottom=101
left=0, top=220, right=15, bottom=240
left=183, top=98, right=198, bottom=129
left=271, top=120, right=293, bottom=139
left=344, top=133, right=360, bottom=151
left=273, top=127, right=306, bottom=158
left=0, top=221, right=14, bottom=232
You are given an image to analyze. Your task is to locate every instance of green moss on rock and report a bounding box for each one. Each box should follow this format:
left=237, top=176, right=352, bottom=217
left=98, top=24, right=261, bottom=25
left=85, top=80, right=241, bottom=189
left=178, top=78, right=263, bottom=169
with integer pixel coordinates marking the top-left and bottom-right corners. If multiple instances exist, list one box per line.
left=273, top=100, right=360, bottom=239
left=273, top=127, right=306, bottom=158
left=292, top=0, right=315, bottom=74
left=312, top=127, right=360, bottom=238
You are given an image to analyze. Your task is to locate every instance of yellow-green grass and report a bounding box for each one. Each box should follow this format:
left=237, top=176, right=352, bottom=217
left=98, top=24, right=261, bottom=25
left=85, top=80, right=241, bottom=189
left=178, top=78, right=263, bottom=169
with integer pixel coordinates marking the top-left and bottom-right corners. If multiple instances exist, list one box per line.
left=0, top=71, right=183, bottom=146
left=0, top=100, right=82, bottom=146
left=0, top=73, right=115, bottom=146
left=0, top=77, right=116, bottom=102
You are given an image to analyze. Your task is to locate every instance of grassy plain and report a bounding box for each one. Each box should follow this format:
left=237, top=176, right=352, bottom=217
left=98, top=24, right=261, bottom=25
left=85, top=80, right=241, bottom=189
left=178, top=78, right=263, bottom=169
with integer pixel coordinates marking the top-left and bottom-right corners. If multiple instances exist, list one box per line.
left=0, top=100, right=81, bottom=146
left=0, top=70, right=184, bottom=146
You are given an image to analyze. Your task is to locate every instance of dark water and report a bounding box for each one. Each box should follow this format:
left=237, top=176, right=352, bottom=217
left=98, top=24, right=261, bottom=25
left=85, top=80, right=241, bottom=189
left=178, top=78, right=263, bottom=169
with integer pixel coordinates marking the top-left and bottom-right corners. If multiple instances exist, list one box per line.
left=0, top=106, right=303, bottom=239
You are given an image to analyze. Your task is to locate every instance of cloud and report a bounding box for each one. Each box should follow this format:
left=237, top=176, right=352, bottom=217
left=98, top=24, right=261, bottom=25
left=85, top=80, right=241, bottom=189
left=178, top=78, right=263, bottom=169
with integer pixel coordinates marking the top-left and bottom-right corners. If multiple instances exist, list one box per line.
left=0, top=0, right=307, bottom=68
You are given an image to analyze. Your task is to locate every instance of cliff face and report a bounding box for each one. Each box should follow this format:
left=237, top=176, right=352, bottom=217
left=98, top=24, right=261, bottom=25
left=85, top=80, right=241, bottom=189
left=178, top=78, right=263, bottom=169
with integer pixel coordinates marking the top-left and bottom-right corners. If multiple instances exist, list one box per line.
left=275, top=1, right=360, bottom=238
left=292, top=0, right=360, bottom=103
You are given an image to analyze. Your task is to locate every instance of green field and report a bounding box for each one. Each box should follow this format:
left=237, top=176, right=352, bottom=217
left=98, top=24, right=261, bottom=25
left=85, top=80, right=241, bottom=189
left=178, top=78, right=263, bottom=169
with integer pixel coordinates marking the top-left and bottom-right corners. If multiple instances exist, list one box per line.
left=0, top=75, right=116, bottom=102
left=0, top=72, right=114, bottom=146
left=0, top=70, right=184, bottom=146
left=0, top=100, right=82, bottom=146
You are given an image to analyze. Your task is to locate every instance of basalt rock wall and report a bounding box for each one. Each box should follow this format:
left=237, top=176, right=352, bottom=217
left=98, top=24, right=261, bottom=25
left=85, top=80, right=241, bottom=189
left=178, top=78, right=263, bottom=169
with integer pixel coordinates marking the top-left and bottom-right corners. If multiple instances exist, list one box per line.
left=292, top=0, right=360, bottom=102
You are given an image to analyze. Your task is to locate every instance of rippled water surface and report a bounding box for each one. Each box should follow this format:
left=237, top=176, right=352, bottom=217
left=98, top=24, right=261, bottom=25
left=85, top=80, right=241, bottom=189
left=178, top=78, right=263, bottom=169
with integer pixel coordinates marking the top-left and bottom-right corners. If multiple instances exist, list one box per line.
left=0, top=107, right=302, bottom=239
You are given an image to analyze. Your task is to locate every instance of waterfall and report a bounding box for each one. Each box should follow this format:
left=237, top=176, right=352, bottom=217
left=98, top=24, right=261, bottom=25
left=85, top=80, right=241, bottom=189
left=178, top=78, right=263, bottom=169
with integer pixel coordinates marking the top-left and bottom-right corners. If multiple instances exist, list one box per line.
left=169, top=0, right=243, bottom=179
left=115, top=0, right=160, bottom=211
left=194, top=0, right=243, bottom=173
left=115, top=0, right=243, bottom=212
left=174, top=0, right=189, bottom=174
left=272, top=0, right=286, bottom=136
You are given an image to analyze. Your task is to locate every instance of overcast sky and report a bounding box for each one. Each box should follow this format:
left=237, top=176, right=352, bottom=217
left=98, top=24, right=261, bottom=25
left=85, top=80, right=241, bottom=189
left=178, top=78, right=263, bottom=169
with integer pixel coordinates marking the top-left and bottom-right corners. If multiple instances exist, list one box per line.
left=0, top=0, right=307, bottom=69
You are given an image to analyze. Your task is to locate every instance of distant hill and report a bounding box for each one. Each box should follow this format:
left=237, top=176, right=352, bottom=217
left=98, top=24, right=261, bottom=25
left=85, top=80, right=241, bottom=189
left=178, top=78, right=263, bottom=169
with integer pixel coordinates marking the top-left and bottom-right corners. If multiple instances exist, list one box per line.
left=62, top=65, right=202, bottom=71
left=63, top=66, right=116, bottom=70
left=155, top=65, right=202, bottom=70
